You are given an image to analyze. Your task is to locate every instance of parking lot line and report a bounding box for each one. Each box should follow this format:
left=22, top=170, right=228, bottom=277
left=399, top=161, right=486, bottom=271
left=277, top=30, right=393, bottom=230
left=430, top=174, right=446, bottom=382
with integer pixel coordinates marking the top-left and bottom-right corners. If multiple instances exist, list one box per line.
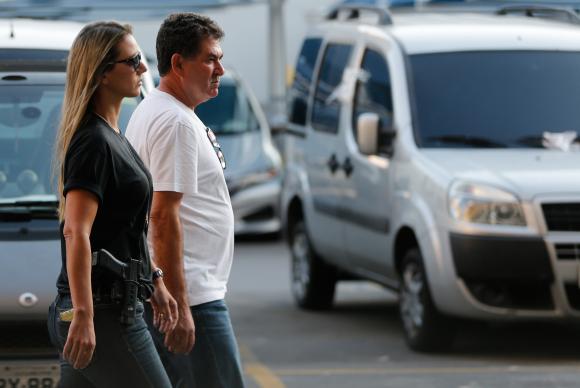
left=271, top=365, right=580, bottom=377
left=239, top=343, right=286, bottom=388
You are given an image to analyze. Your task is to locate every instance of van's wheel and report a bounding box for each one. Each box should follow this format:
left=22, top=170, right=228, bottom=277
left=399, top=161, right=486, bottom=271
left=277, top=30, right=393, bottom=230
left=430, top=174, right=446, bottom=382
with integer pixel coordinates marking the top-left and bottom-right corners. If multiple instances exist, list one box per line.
left=399, top=248, right=455, bottom=352
left=290, top=220, right=336, bottom=310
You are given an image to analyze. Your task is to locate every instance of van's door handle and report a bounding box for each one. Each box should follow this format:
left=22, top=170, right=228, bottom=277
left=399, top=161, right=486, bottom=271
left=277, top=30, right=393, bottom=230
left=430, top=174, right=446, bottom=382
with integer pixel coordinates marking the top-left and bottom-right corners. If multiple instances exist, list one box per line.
left=342, top=157, right=354, bottom=177
left=327, top=154, right=340, bottom=174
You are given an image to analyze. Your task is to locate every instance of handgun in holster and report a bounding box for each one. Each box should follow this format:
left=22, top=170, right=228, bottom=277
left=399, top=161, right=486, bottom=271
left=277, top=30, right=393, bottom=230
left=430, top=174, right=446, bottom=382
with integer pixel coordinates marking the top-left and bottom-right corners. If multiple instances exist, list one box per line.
left=91, top=249, right=141, bottom=325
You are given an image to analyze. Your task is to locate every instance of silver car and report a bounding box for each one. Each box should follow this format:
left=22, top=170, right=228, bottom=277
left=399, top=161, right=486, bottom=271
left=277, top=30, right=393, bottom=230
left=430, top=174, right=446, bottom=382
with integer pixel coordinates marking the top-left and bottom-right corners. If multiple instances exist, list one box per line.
left=196, top=71, right=283, bottom=235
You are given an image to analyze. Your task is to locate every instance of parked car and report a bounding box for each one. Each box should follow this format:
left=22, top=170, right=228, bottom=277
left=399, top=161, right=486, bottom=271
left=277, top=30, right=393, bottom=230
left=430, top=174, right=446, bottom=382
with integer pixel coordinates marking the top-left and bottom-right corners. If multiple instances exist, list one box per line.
left=281, top=3, right=580, bottom=352
left=196, top=70, right=283, bottom=235
left=0, top=18, right=154, bottom=384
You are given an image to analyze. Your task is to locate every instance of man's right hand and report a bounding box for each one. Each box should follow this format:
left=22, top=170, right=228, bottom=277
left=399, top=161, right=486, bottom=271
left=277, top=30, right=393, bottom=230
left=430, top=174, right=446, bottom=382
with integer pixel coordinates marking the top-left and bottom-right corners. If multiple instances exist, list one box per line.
left=165, top=306, right=195, bottom=354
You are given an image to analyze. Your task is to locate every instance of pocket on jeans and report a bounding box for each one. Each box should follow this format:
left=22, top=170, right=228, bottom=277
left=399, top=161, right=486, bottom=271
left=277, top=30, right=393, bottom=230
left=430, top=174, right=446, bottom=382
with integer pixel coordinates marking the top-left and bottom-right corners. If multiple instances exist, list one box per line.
left=54, top=302, right=73, bottom=350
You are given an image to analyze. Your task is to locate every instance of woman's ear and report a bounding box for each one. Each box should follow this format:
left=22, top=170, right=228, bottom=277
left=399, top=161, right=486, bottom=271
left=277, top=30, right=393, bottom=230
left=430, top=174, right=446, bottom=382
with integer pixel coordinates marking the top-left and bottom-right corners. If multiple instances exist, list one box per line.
left=99, top=71, right=110, bottom=86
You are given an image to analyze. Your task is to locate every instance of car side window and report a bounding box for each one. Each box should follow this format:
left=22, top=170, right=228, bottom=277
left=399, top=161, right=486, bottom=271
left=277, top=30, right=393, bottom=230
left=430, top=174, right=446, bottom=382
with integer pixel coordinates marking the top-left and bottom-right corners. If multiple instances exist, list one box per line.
left=352, top=48, right=393, bottom=140
left=311, top=43, right=353, bottom=134
left=288, top=38, right=322, bottom=126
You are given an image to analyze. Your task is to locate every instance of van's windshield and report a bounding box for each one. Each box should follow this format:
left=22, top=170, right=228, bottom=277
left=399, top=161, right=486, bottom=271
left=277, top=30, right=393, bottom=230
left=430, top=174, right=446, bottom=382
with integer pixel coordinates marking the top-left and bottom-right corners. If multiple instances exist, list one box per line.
left=196, top=80, right=260, bottom=135
left=410, top=51, right=580, bottom=149
left=0, top=83, right=139, bottom=204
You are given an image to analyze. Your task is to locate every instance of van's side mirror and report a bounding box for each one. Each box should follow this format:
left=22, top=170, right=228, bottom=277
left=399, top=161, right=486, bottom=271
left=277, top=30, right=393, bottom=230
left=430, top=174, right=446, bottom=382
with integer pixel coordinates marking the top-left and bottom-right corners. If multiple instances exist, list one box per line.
left=357, top=113, right=380, bottom=155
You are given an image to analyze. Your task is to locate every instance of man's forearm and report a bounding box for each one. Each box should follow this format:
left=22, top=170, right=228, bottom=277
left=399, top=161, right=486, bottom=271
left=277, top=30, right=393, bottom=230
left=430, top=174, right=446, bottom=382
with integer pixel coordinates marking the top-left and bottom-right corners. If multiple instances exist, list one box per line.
left=150, top=212, right=189, bottom=309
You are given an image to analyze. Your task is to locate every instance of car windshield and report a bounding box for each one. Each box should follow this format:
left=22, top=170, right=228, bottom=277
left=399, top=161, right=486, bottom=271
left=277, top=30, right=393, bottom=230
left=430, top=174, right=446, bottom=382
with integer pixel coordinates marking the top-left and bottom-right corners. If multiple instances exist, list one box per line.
left=0, top=84, right=140, bottom=204
left=410, top=51, right=580, bottom=149
left=195, top=80, right=260, bottom=135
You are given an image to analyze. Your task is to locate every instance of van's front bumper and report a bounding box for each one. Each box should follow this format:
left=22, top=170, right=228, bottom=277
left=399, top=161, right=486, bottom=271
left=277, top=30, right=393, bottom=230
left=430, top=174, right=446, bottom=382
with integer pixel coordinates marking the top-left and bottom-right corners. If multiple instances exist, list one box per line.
left=434, top=199, right=580, bottom=320
left=450, top=233, right=555, bottom=311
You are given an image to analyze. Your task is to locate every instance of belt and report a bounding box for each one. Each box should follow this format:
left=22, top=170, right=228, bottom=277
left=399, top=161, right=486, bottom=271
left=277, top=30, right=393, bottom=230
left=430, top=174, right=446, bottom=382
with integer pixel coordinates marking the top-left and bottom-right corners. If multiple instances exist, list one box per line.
left=60, top=282, right=147, bottom=305
left=93, top=281, right=149, bottom=304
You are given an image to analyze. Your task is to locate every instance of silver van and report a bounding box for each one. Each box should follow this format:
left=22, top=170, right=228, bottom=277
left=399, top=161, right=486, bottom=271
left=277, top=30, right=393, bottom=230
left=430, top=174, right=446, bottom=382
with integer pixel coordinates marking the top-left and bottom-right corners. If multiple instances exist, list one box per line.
left=281, top=4, right=580, bottom=351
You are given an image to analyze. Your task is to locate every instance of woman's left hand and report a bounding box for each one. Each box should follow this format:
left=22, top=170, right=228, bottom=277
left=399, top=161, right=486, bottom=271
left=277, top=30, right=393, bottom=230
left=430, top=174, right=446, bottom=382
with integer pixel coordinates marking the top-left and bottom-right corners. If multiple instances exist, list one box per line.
left=150, top=280, right=178, bottom=334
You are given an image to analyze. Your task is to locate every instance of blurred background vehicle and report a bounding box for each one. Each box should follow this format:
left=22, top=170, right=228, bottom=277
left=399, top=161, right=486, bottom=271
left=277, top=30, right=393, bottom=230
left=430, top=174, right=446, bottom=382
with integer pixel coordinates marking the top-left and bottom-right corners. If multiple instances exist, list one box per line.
left=196, top=70, right=283, bottom=236
left=127, top=55, right=283, bottom=235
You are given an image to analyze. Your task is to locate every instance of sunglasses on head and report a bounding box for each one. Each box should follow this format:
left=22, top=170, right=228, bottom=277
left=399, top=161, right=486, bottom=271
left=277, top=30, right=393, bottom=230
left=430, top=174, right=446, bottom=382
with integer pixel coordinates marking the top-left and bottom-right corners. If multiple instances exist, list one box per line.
left=108, top=52, right=142, bottom=71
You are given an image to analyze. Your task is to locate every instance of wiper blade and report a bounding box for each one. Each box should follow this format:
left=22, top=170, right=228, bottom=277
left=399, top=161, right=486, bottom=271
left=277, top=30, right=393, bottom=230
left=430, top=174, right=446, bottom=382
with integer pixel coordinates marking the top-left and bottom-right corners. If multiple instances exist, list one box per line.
left=514, top=135, right=580, bottom=149
left=426, top=135, right=508, bottom=148
left=0, top=200, right=58, bottom=219
left=0, top=200, right=58, bottom=208
left=514, top=135, right=545, bottom=148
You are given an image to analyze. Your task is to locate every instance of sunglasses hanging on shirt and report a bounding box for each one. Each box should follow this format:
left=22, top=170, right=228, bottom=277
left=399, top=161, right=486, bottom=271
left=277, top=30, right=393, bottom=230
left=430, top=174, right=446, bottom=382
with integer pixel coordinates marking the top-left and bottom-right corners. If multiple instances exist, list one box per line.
left=206, top=127, right=227, bottom=170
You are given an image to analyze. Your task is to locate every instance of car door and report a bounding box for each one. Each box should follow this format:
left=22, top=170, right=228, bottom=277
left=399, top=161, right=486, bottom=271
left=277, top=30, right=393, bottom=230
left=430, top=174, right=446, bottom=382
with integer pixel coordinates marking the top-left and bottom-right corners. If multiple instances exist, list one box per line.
left=305, top=40, right=355, bottom=265
left=341, top=40, right=399, bottom=281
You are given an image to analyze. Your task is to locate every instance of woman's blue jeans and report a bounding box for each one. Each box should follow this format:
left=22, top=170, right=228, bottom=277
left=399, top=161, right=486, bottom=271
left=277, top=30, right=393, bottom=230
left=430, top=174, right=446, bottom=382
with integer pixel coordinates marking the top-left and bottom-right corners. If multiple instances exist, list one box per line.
left=47, top=294, right=171, bottom=388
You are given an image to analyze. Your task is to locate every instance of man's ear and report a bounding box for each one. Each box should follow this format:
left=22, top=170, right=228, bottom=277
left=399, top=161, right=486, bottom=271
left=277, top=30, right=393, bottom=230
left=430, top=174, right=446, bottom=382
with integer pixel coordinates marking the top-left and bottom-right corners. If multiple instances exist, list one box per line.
left=170, top=53, right=184, bottom=77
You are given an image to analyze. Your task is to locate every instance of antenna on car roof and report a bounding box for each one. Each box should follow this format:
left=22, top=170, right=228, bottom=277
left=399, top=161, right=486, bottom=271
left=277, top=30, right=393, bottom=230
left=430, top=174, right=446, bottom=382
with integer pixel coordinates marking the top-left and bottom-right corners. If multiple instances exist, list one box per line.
left=9, top=20, right=14, bottom=39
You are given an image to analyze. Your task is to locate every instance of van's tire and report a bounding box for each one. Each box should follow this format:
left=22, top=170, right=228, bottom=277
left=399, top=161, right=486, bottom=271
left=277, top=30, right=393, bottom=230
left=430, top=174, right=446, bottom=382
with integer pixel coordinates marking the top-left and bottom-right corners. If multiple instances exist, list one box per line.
left=290, top=220, right=336, bottom=310
left=399, top=248, right=455, bottom=352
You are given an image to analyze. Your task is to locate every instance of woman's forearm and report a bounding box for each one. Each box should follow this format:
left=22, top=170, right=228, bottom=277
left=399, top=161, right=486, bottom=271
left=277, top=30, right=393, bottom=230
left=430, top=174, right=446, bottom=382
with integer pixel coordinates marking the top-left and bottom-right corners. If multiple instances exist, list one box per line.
left=64, top=231, right=94, bottom=319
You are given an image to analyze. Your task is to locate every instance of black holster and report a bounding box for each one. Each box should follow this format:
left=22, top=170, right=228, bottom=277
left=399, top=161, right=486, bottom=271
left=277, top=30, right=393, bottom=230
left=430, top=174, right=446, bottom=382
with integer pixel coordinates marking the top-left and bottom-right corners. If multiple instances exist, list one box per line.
left=91, top=249, right=141, bottom=325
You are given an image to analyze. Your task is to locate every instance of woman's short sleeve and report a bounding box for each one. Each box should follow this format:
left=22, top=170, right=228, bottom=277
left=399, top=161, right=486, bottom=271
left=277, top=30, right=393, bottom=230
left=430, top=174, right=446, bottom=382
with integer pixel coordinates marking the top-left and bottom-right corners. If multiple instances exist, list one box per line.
left=63, top=131, right=111, bottom=204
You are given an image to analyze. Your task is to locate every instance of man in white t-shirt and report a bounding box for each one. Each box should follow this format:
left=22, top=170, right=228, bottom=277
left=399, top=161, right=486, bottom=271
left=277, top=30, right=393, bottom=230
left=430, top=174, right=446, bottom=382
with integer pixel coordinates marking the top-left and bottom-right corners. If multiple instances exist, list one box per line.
left=126, top=13, right=244, bottom=388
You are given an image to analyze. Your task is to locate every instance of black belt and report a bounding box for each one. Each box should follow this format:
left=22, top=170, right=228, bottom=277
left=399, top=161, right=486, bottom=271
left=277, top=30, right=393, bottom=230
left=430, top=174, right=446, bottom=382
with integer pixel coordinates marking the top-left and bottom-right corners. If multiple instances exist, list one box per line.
left=93, top=281, right=148, bottom=304
left=59, top=283, right=147, bottom=307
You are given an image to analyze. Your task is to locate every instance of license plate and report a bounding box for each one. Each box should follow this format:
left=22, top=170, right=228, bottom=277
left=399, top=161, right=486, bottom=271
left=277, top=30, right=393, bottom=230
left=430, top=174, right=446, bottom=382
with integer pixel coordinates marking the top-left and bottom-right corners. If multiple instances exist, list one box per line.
left=0, top=361, right=59, bottom=388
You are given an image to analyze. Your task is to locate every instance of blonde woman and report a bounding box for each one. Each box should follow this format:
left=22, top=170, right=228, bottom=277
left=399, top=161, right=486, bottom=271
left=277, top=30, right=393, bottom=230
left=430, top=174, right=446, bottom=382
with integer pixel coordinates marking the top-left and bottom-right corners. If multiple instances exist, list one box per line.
left=48, top=21, right=175, bottom=388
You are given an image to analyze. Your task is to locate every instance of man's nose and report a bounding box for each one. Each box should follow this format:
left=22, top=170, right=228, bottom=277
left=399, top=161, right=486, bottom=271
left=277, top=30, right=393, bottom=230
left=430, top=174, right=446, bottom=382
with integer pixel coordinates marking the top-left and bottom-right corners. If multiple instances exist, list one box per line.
left=215, top=60, right=225, bottom=76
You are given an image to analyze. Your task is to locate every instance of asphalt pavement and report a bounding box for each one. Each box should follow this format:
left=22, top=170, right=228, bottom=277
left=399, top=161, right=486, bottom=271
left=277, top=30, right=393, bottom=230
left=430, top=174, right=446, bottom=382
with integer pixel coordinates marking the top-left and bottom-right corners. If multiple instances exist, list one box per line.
left=229, top=237, right=580, bottom=388
left=1, top=237, right=579, bottom=388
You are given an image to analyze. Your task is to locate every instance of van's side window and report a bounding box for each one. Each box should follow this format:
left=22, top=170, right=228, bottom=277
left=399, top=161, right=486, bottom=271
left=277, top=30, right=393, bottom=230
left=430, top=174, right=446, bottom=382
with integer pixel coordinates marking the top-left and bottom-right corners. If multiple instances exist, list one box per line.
left=352, top=49, right=393, bottom=139
left=311, top=43, right=353, bottom=134
left=288, top=38, right=322, bottom=126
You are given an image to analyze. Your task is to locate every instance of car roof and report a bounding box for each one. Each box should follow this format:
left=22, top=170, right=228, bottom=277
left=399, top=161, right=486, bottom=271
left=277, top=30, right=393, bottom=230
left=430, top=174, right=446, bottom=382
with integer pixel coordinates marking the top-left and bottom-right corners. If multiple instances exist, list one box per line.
left=315, top=11, right=580, bottom=54
left=0, top=18, right=82, bottom=50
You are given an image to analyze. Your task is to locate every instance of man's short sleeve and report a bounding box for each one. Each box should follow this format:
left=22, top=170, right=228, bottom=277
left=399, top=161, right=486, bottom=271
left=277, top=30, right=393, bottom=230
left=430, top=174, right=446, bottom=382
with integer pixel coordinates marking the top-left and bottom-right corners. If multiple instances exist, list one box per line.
left=148, top=120, right=199, bottom=194
left=63, top=132, right=110, bottom=204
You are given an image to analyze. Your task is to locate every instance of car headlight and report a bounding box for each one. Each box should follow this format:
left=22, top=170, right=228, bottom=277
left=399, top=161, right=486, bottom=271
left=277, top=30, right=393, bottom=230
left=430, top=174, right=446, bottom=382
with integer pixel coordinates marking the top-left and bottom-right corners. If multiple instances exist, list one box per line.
left=448, top=181, right=526, bottom=226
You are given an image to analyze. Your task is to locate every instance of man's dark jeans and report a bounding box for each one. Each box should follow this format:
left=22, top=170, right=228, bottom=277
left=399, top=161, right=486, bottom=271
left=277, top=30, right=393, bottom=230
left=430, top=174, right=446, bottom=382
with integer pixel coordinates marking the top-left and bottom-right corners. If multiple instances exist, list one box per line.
left=48, top=294, right=171, bottom=388
left=145, top=299, right=246, bottom=388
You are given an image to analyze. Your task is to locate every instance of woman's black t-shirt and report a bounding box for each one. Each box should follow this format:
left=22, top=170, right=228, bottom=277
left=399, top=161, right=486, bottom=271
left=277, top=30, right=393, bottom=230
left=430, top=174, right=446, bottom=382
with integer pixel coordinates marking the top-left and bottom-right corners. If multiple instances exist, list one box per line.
left=56, top=113, right=154, bottom=296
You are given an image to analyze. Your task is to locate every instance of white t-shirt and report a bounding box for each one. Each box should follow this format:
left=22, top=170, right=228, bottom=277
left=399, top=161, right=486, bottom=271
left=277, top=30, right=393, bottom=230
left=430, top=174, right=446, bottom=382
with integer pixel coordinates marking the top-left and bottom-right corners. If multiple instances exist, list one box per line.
left=126, top=89, right=234, bottom=306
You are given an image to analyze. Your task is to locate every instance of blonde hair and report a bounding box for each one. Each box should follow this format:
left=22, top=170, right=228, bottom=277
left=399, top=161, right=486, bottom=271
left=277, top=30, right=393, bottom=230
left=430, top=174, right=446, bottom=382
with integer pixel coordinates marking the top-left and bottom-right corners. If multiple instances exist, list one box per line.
left=54, top=21, right=132, bottom=220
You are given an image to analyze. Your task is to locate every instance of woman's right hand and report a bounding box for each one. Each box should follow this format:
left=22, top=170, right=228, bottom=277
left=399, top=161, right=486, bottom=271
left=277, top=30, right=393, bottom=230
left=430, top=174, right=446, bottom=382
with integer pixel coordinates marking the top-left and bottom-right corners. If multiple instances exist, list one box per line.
left=63, top=312, right=96, bottom=370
